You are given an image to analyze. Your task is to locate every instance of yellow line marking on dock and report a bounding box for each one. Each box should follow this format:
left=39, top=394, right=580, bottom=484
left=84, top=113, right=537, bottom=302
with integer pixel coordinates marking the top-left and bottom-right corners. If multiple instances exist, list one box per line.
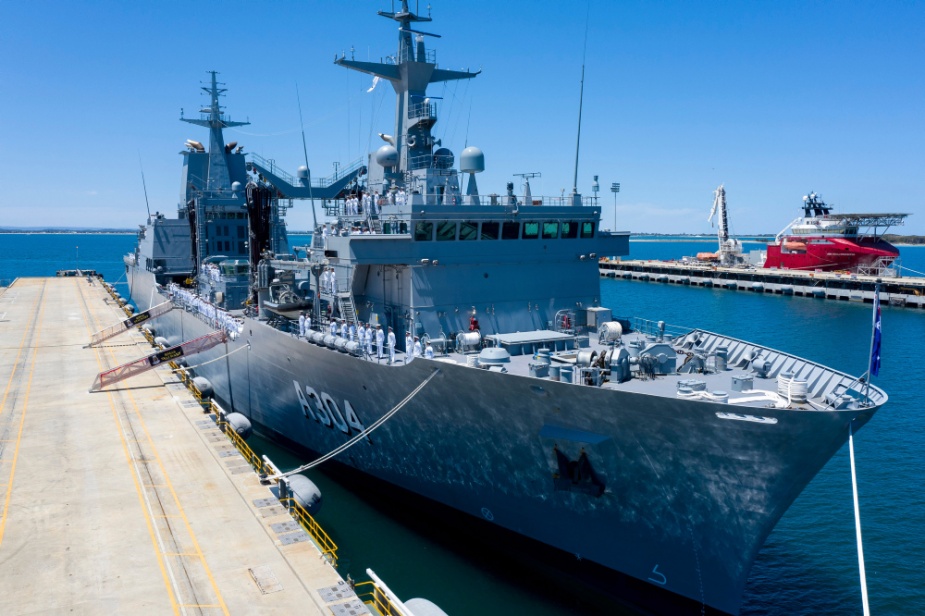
left=0, top=286, right=41, bottom=418
left=80, top=281, right=229, bottom=616
left=76, top=282, right=181, bottom=616
left=122, top=390, right=230, bottom=615
left=0, top=281, right=46, bottom=550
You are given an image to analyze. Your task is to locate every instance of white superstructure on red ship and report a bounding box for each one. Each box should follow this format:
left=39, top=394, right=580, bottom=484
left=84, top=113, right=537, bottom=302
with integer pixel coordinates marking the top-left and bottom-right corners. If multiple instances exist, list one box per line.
left=764, top=192, right=908, bottom=273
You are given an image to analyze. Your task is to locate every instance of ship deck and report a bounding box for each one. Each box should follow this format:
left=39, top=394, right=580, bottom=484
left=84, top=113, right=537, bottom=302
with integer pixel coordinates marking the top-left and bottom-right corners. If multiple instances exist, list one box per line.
left=294, top=319, right=882, bottom=413
left=0, top=277, right=365, bottom=614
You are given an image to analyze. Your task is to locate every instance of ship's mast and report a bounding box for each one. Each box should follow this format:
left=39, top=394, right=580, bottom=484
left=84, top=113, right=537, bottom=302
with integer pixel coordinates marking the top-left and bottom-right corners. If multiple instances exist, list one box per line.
left=181, top=71, right=249, bottom=193
left=334, top=1, right=479, bottom=175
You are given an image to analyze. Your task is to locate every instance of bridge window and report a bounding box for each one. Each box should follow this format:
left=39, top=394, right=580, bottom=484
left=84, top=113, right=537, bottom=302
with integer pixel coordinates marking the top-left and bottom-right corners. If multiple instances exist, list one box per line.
left=542, top=221, right=559, bottom=239
left=580, top=221, right=595, bottom=239
left=561, top=221, right=578, bottom=239
left=502, top=222, right=520, bottom=240
left=414, top=221, right=433, bottom=241
left=459, top=221, right=478, bottom=241
left=480, top=221, right=499, bottom=240
left=436, top=221, right=457, bottom=241
left=522, top=221, right=539, bottom=239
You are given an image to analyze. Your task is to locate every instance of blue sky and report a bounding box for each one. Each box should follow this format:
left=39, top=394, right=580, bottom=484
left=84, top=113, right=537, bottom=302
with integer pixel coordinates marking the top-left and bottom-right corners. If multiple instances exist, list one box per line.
left=1, top=1, right=922, bottom=234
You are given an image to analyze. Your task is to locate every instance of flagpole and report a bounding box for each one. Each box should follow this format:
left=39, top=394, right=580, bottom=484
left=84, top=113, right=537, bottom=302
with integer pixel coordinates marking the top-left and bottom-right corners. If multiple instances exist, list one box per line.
left=865, top=281, right=881, bottom=405
left=850, top=279, right=879, bottom=615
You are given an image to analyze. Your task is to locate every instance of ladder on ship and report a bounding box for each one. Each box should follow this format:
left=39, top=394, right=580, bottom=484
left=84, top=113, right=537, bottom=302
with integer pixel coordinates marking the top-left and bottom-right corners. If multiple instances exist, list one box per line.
left=337, top=293, right=359, bottom=329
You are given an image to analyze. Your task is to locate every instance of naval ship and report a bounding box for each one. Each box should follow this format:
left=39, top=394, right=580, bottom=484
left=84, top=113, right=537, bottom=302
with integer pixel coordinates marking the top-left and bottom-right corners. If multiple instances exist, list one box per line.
left=125, top=3, right=887, bottom=614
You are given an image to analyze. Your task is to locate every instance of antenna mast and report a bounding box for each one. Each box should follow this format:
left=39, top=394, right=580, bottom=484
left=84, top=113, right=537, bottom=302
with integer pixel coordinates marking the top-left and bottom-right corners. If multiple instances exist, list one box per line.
left=572, top=64, right=585, bottom=196
left=296, top=83, right=318, bottom=232
left=571, top=3, right=591, bottom=203
left=138, top=154, right=151, bottom=218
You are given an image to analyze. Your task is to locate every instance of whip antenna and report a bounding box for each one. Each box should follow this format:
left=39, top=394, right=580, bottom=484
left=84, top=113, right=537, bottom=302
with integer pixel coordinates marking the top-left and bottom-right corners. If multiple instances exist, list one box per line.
left=571, top=1, right=591, bottom=200
left=138, top=153, right=151, bottom=218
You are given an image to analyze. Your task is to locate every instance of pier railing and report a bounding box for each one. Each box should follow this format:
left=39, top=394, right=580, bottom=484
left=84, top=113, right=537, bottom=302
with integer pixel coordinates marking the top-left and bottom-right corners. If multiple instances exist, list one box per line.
left=279, top=496, right=339, bottom=565
left=354, top=581, right=405, bottom=616
left=150, top=333, right=341, bottom=567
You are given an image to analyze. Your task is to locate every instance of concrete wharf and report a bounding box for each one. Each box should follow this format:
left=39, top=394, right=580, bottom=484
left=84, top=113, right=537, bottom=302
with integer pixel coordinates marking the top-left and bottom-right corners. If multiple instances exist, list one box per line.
left=600, top=259, right=925, bottom=308
left=0, top=277, right=376, bottom=615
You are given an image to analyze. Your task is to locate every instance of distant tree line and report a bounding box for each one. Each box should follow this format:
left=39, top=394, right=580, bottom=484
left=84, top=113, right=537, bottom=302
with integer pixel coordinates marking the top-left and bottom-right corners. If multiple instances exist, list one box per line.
left=883, top=234, right=925, bottom=245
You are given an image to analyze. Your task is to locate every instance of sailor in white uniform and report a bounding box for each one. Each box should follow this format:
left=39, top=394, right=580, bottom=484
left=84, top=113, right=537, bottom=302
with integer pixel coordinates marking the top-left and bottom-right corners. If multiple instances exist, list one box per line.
left=424, top=342, right=434, bottom=359
left=387, top=326, right=396, bottom=364
left=375, top=325, right=385, bottom=360
left=405, top=332, right=413, bottom=363
left=298, top=312, right=306, bottom=338
left=364, top=323, right=373, bottom=357
left=413, top=336, right=422, bottom=357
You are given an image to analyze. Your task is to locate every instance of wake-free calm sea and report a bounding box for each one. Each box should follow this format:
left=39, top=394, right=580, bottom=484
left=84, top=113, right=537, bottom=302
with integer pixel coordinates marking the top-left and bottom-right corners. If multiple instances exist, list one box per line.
left=2, top=233, right=923, bottom=615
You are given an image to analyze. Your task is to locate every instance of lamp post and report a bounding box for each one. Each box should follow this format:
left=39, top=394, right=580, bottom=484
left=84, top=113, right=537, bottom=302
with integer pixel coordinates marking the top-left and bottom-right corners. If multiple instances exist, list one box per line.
left=610, top=182, right=620, bottom=231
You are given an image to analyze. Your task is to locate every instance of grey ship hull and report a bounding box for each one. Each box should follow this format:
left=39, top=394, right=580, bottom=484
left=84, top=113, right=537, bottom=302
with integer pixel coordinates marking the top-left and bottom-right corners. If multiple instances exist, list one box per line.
left=128, top=268, right=877, bottom=615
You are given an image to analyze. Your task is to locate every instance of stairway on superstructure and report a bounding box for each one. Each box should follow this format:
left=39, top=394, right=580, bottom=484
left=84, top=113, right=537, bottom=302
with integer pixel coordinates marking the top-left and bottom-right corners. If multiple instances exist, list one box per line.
left=337, top=293, right=358, bottom=329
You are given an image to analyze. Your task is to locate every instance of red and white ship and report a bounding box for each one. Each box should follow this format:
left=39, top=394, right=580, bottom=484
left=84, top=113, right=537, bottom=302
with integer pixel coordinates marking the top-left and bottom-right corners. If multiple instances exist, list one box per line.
left=764, top=192, right=908, bottom=273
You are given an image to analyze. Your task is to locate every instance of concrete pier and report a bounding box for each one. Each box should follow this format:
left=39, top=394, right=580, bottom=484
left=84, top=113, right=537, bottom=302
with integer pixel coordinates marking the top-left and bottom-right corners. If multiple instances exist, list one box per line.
left=600, top=260, right=925, bottom=308
left=0, top=277, right=362, bottom=614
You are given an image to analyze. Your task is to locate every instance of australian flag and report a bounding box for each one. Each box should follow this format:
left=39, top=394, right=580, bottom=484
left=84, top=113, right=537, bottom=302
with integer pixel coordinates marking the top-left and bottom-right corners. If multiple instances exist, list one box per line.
left=870, top=292, right=882, bottom=377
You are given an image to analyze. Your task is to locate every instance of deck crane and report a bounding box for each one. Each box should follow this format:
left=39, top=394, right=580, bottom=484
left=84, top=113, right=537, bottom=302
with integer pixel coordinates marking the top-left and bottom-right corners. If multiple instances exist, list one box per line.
left=707, top=184, right=744, bottom=266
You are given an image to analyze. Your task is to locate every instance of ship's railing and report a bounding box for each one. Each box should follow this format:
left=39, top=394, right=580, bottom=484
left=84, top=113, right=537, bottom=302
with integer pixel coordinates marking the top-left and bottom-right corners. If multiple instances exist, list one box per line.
left=166, top=282, right=243, bottom=338
left=626, top=316, right=695, bottom=339
left=249, top=153, right=297, bottom=186
left=396, top=46, right=436, bottom=65
left=408, top=101, right=436, bottom=120
left=314, top=158, right=366, bottom=188
left=375, top=191, right=600, bottom=208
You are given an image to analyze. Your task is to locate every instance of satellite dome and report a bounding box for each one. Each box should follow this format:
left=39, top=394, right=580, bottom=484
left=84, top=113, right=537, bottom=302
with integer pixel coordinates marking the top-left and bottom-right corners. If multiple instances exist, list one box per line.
left=297, top=165, right=309, bottom=179
left=460, top=146, right=485, bottom=173
left=433, top=147, right=454, bottom=170
left=375, top=145, right=399, bottom=168
left=231, top=181, right=242, bottom=194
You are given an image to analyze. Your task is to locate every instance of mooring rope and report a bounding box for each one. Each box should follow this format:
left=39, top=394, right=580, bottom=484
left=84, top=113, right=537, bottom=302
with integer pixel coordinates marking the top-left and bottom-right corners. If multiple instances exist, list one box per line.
left=276, top=368, right=441, bottom=478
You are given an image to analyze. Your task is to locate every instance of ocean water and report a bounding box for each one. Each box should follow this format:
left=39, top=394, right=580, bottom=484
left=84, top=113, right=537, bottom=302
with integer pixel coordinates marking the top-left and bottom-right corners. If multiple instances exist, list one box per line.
left=2, top=233, right=923, bottom=615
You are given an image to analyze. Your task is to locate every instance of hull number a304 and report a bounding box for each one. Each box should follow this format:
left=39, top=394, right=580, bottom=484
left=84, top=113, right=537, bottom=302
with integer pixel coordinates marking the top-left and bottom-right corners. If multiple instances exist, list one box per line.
left=293, top=380, right=368, bottom=437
